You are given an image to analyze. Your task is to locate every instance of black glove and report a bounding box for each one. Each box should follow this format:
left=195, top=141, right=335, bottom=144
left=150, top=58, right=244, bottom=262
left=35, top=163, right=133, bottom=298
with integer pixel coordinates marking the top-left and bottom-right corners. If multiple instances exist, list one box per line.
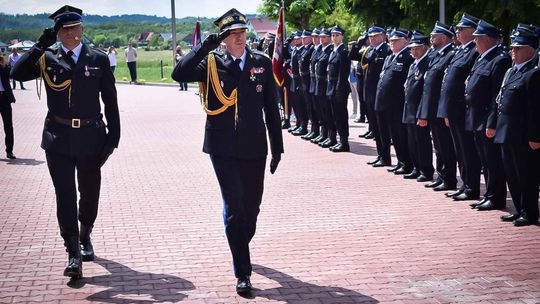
left=201, top=31, right=231, bottom=52
left=37, top=28, right=57, bottom=49
left=270, top=154, right=281, bottom=174
left=98, top=146, right=115, bottom=167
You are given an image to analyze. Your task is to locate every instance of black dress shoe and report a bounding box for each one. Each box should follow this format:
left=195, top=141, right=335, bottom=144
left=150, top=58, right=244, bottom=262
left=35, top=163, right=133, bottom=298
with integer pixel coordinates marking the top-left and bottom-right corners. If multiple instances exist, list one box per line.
left=80, top=239, right=95, bottom=261
left=367, top=157, right=380, bottom=165
left=394, top=167, right=412, bottom=175
left=404, top=170, right=420, bottom=179
left=288, top=125, right=299, bottom=133
left=359, top=116, right=366, bottom=123
left=513, top=216, right=538, bottom=227
left=416, top=175, right=432, bottom=182
left=320, top=139, right=337, bottom=148
left=301, top=131, right=313, bottom=139
left=313, top=136, right=327, bottom=144
left=303, top=132, right=319, bottom=140
left=236, top=276, right=252, bottom=294
left=281, top=119, right=291, bottom=129
left=476, top=200, right=504, bottom=211
left=433, top=183, right=456, bottom=192
left=372, top=159, right=391, bottom=167
left=364, top=132, right=375, bottom=139
left=64, top=255, right=83, bottom=279
left=292, top=127, right=308, bottom=136
left=353, top=118, right=362, bottom=123
left=424, top=179, right=443, bottom=188
left=445, top=189, right=463, bottom=198
left=501, top=213, right=520, bottom=222
left=330, top=143, right=350, bottom=152
left=387, top=164, right=401, bottom=172
left=6, top=152, right=16, bottom=159
left=469, top=197, right=488, bottom=208
left=453, top=192, right=480, bottom=201
left=359, top=130, right=371, bottom=138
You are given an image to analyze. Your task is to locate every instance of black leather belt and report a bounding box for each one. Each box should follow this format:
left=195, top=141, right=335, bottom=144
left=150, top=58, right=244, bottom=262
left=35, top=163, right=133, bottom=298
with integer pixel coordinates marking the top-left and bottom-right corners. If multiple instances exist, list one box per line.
left=51, top=115, right=101, bottom=128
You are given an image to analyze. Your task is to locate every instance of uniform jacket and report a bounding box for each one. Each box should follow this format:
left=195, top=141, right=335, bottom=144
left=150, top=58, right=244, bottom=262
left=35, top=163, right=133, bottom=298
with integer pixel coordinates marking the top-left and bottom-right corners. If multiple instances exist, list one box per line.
left=464, top=46, right=511, bottom=131
left=171, top=45, right=284, bottom=159
left=299, top=43, right=314, bottom=92
left=437, top=41, right=479, bottom=120
left=375, top=48, right=413, bottom=111
left=309, top=44, right=322, bottom=94
left=326, top=44, right=351, bottom=97
left=314, top=44, right=333, bottom=97
left=493, top=60, right=540, bottom=144
left=290, top=45, right=304, bottom=92
left=362, top=43, right=391, bottom=106
left=402, top=51, right=431, bottom=124
left=10, top=44, right=120, bottom=157
left=0, top=64, right=16, bottom=104
left=418, top=43, right=455, bottom=120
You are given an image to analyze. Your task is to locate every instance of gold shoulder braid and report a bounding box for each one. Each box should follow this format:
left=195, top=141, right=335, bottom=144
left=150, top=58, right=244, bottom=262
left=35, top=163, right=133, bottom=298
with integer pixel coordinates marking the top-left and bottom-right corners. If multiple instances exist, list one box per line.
left=198, top=53, right=238, bottom=126
left=360, top=47, right=369, bottom=71
left=38, top=54, right=72, bottom=107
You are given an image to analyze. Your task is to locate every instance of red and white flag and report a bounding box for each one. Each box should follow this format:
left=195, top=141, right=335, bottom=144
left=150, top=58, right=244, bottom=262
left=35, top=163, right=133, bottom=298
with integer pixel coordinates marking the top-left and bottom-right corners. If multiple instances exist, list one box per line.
left=272, top=7, right=285, bottom=87
left=192, top=17, right=201, bottom=48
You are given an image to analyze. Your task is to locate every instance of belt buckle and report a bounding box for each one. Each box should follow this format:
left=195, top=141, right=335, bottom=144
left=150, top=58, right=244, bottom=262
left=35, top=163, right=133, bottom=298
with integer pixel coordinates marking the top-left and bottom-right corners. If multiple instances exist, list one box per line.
left=71, top=118, right=81, bottom=128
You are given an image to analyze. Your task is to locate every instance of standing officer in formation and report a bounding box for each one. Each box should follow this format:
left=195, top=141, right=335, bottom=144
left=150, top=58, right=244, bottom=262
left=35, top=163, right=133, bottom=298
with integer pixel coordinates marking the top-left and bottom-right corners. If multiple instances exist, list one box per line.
left=402, top=32, right=435, bottom=181
left=171, top=8, right=284, bottom=294
left=349, top=33, right=369, bottom=124
left=362, top=25, right=392, bottom=166
left=465, top=20, right=511, bottom=211
left=312, top=28, right=334, bottom=146
left=289, top=31, right=308, bottom=135
left=418, top=21, right=457, bottom=191
left=298, top=30, right=316, bottom=139
left=11, top=5, right=120, bottom=279
left=491, top=27, right=540, bottom=226
left=305, top=28, right=322, bottom=141
left=437, top=14, right=481, bottom=201
left=374, top=28, right=413, bottom=173
left=326, top=25, right=351, bottom=152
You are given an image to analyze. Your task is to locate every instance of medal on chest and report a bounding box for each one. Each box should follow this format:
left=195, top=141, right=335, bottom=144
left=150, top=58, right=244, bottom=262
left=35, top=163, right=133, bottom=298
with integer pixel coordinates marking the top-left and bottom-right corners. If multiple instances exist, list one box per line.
left=249, top=67, right=265, bottom=82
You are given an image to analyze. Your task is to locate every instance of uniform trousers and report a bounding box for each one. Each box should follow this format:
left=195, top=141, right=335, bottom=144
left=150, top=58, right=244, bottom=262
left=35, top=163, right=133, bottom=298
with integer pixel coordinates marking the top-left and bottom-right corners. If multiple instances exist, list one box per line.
left=501, top=143, right=539, bottom=221
left=319, top=95, right=335, bottom=140
left=474, top=131, right=507, bottom=205
left=448, top=118, right=481, bottom=195
left=330, top=92, right=349, bottom=142
left=210, top=155, right=266, bottom=278
left=307, top=92, right=320, bottom=132
left=0, top=98, right=14, bottom=154
left=376, top=106, right=410, bottom=167
left=430, top=118, right=457, bottom=186
left=46, top=151, right=101, bottom=251
left=365, top=99, right=383, bottom=158
left=406, top=124, right=434, bottom=178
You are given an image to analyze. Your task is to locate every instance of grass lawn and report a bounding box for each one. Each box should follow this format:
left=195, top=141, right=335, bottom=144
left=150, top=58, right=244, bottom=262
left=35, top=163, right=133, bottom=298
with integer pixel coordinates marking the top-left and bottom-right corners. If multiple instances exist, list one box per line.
left=113, top=49, right=181, bottom=84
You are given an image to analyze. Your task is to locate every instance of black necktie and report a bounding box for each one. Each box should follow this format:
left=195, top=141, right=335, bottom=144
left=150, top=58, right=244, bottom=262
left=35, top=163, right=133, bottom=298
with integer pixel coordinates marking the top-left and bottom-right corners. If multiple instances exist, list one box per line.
left=234, top=58, right=242, bottom=74
left=65, top=50, right=75, bottom=66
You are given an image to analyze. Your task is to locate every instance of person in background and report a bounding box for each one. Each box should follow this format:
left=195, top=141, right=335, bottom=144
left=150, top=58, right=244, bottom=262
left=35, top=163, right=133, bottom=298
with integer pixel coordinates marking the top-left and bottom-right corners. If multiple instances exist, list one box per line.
left=124, top=43, right=137, bottom=84
left=348, top=42, right=359, bottom=120
left=0, top=55, right=16, bottom=159
left=107, top=46, right=117, bottom=73
left=175, top=46, right=188, bottom=91
left=8, top=48, right=25, bottom=90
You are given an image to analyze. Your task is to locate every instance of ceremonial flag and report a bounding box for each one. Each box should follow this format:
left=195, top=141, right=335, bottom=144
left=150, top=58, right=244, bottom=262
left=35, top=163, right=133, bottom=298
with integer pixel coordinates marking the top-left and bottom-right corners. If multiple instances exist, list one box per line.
left=272, top=7, right=285, bottom=87
left=192, top=17, right=201, bottom=48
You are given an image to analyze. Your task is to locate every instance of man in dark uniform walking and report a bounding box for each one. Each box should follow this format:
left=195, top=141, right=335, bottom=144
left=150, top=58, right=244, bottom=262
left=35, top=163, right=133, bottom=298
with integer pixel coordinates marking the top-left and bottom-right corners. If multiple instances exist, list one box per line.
left=326, top=25, right=351, bottom=152
left=171, top=8, right=284, bottom=294
left=437, top=14, right=481, bottom=201
left=465, top=20, right=511, bottom=210
left=11, top=5, right=120, bottom=279
left=418, top=22, right=457, bottom=191
left=0, top=55, right=16, bottom=159
left=491, top=27, right=540, bottom=226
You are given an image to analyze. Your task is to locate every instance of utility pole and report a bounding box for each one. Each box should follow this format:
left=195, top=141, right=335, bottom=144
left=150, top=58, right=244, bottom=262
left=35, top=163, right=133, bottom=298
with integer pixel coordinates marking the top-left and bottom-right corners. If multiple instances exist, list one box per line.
left=171, top=0, right=177, bottom=65
left=439, top=0, right=445, bottom=23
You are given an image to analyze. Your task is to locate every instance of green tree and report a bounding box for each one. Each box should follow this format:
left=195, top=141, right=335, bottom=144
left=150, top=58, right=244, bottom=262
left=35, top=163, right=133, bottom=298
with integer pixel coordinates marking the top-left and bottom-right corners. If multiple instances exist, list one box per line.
left=258, top=0, right=336, bottom=29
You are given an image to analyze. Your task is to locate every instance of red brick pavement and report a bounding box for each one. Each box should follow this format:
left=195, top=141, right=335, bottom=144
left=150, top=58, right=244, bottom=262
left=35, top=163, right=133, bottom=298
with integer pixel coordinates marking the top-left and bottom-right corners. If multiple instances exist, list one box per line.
left=1, top=83, right=539, bottom=304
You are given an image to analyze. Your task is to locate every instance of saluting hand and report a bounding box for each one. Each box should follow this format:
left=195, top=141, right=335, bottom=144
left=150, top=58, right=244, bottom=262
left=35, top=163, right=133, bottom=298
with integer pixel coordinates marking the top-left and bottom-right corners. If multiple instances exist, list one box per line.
left=201, top=30, right=231, bottom=52
left=270, top=154, right=281, bottom=174
left=37, top=28, right=57, bottom=49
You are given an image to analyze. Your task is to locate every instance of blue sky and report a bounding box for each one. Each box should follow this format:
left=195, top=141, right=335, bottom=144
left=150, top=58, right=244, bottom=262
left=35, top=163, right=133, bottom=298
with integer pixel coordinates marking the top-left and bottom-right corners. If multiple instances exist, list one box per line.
left=0, top=0, right=263, bottom=18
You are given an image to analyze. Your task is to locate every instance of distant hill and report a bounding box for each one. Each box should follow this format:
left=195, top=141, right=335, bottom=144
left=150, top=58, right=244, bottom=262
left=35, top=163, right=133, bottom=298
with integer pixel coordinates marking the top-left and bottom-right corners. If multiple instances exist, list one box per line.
left=0, top=13, right=200, bottom=30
